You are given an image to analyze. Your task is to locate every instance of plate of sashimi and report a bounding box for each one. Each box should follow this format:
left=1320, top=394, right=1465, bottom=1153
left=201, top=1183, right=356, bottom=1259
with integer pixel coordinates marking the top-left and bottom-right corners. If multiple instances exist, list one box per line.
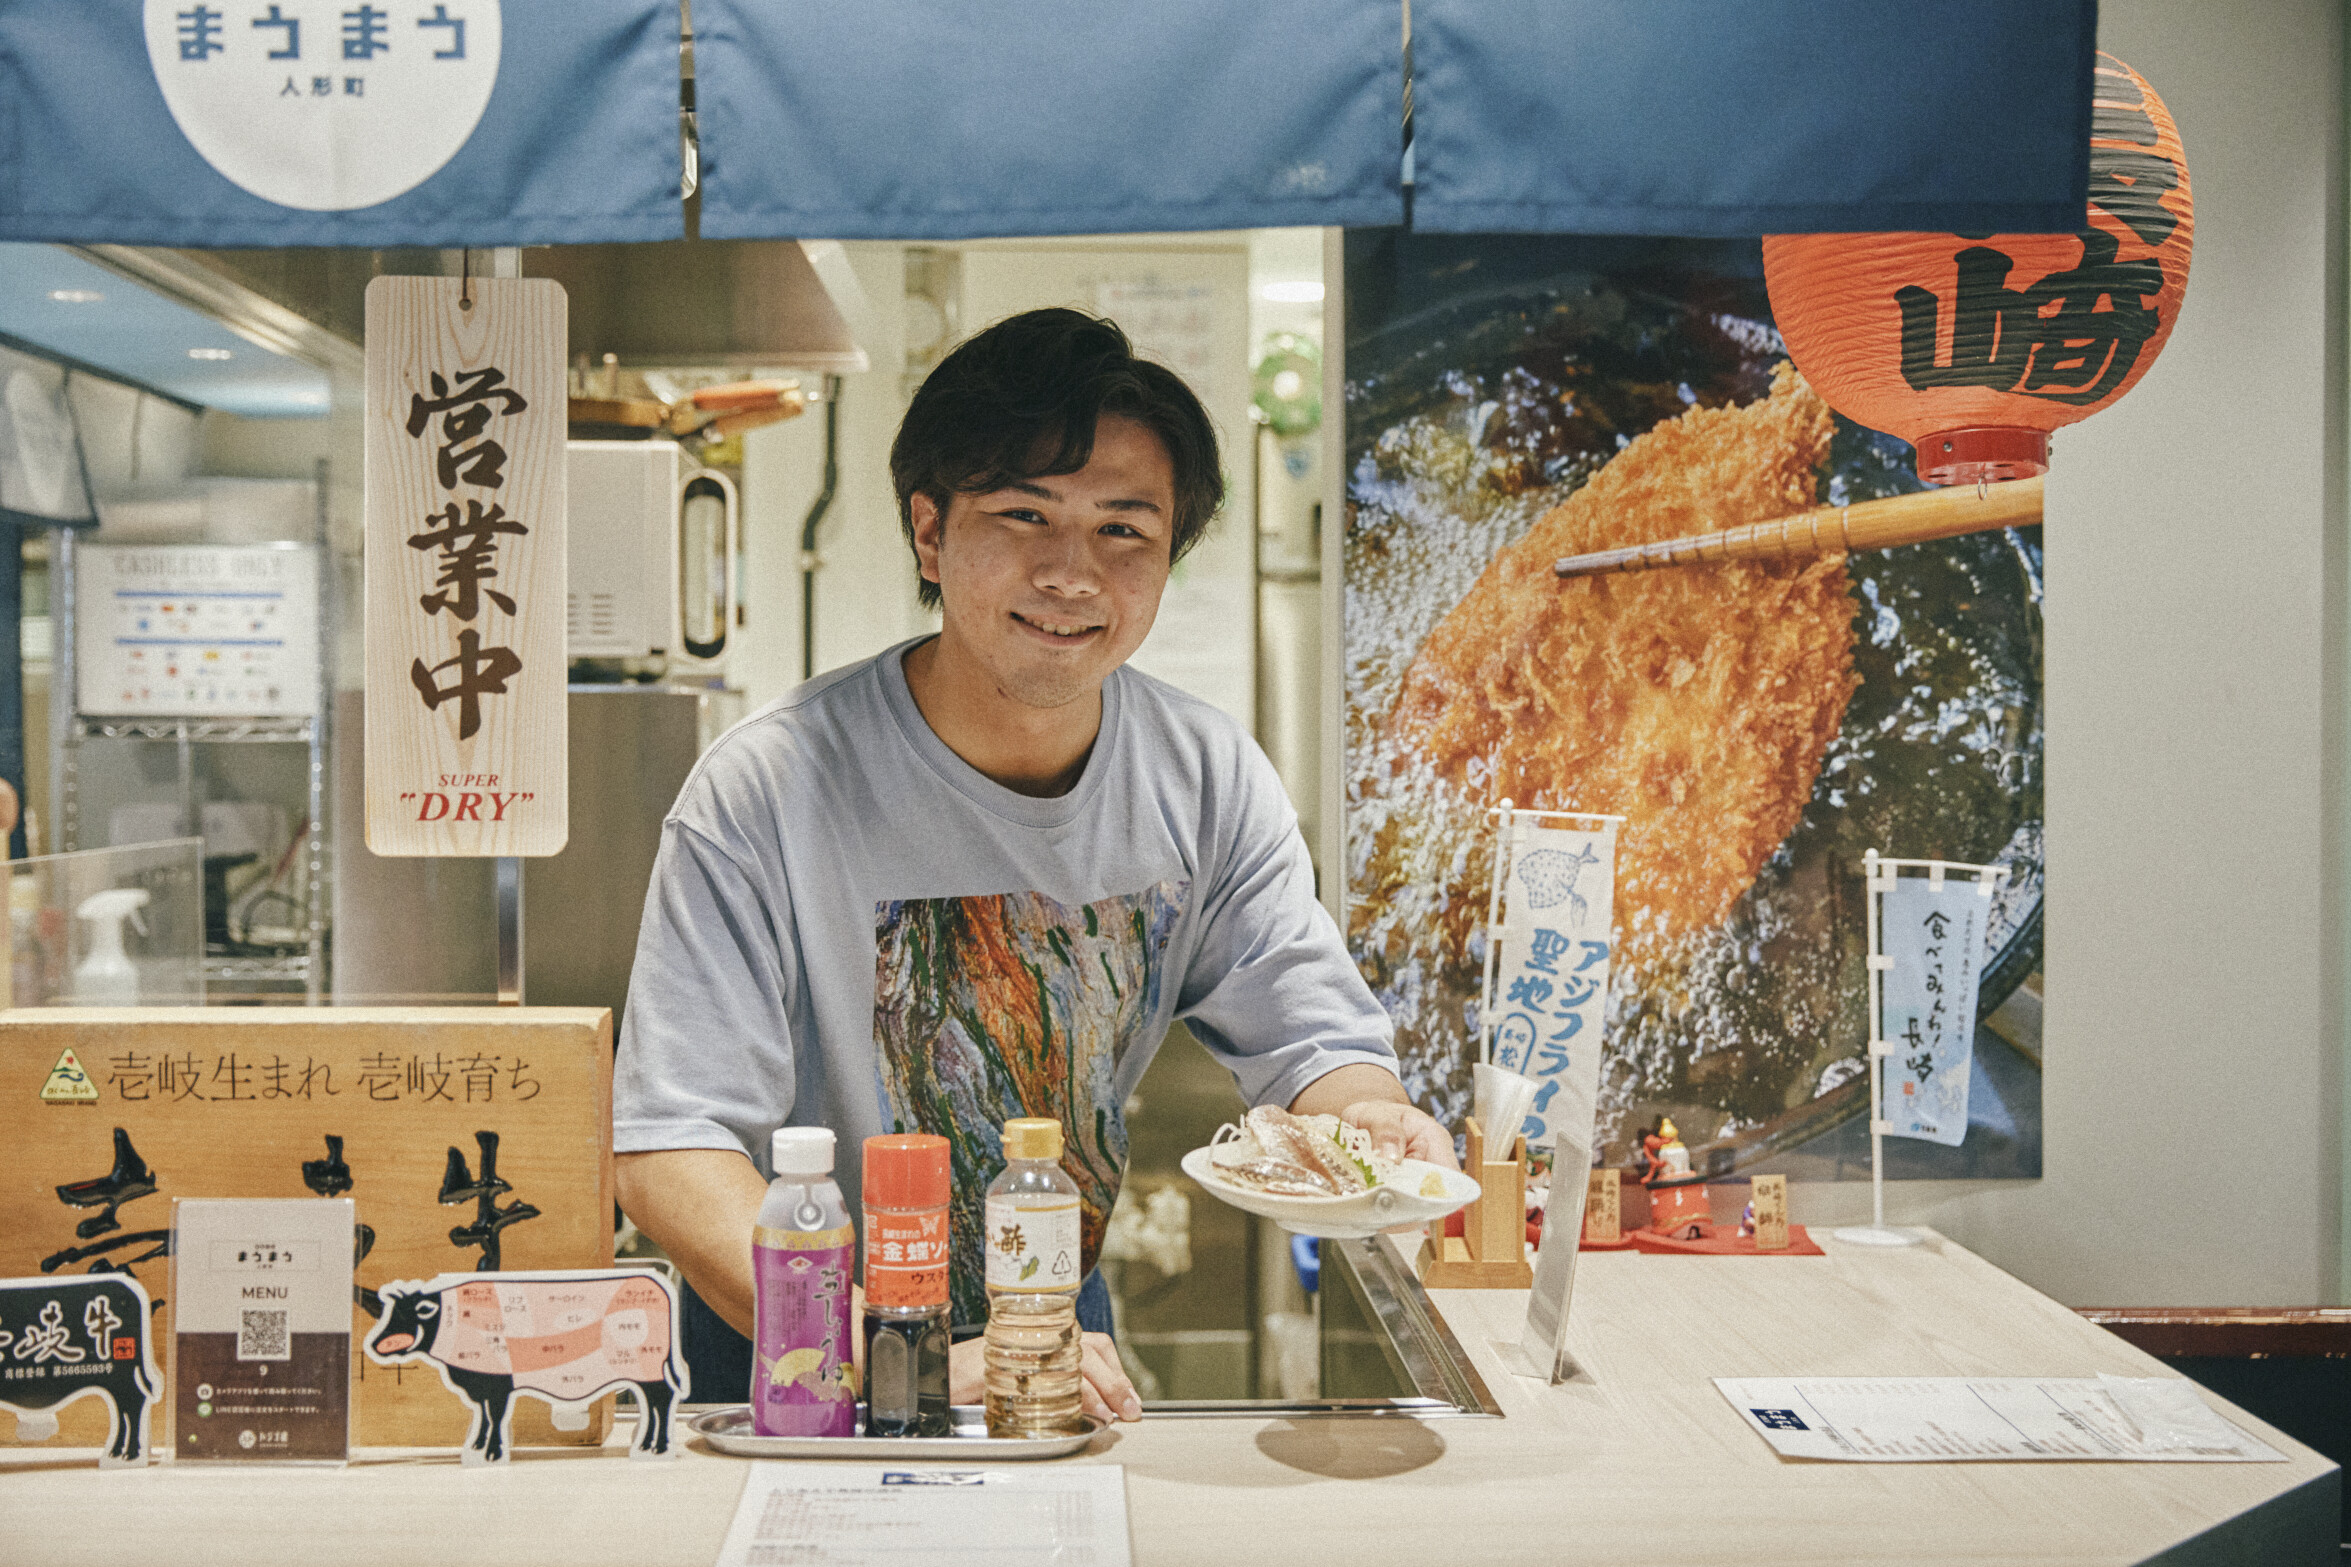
left=1180, top=1106, right=1481, bottom=1238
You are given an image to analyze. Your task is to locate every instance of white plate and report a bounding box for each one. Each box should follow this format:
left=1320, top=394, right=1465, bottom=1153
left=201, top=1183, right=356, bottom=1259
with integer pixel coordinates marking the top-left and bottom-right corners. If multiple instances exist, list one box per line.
left=1179, top=1147, right=1481, bottom=1238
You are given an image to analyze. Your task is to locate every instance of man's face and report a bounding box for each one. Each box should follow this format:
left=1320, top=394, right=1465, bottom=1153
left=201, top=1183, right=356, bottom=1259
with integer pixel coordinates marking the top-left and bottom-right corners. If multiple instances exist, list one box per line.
left=911, top=413, right=1176, bottom=711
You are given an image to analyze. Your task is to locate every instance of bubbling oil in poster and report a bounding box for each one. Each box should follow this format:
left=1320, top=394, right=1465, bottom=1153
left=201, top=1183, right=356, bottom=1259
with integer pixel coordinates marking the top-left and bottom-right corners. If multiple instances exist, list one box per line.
left=1342, top=257, right=2042, bottom=1175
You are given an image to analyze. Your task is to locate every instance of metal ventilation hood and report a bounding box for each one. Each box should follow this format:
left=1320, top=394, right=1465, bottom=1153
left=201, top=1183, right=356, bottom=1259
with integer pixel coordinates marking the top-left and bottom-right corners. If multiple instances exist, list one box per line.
left=530, top=239, right=870, bottom=374
left=80, top=239, right=871, bottom=376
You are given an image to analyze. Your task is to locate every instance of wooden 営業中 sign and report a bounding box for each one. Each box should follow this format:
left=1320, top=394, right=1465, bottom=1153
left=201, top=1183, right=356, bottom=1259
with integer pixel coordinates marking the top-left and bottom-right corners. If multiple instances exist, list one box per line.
left=1751, top=1174, right=1791, bottom=1251
left=364, top=275, right=567, bottom=857
left=0, top=1008, right=613, bottom=1452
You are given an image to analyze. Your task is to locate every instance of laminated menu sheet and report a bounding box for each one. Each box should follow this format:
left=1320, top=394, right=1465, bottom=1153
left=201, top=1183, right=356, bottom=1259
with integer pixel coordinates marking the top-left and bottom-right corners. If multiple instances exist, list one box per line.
left=1715, top=1376, right=2286, bottom=1463
left=712, top=1462, right=1132, bottom=1566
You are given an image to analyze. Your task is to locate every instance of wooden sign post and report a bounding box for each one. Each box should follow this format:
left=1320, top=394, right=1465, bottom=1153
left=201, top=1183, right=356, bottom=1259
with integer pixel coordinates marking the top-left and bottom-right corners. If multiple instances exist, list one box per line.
left=1751, top=1174, right=1791, bottom=1251
left=364, top=276, right=567, bottom=858
left=1584, top=1168, right=1621, bottom=1244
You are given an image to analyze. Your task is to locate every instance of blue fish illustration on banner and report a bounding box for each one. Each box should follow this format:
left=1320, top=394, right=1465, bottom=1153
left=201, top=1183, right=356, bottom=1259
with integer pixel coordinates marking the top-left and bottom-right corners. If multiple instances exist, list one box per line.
left=1484, top=814, right=1617, bottom=1151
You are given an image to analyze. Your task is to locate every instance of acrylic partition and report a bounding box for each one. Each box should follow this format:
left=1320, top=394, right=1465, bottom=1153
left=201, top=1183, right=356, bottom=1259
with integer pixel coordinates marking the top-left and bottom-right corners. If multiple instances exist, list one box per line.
left=7, top=838, right=206, bottom=1008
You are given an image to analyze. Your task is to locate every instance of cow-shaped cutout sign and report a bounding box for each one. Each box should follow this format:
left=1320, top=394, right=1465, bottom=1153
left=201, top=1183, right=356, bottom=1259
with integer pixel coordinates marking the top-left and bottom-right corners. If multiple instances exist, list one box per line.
left=0, top=1274, right=160, bottom=1468
left=363, top=1269, right=685, bottom=1464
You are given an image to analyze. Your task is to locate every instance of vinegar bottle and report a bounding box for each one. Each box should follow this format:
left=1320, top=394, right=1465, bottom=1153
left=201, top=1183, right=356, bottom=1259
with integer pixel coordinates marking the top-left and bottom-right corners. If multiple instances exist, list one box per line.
left=751, top=1127, right=856, bottom=1437
left=983, top=1117, right=1085, bottom=1436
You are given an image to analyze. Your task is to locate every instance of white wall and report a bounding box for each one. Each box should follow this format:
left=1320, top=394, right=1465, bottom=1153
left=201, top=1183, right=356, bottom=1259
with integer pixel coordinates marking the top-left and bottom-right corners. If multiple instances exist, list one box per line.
left=1796, top=0, right=2346, bottom=1307
left=738, top=242, right=932, bottom=707
left=959, top=241, right=1258, bottom=729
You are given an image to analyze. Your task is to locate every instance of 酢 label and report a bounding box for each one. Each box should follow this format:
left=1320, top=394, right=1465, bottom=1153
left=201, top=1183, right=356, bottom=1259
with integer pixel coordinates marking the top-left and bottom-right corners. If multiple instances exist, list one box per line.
left=984, top=1198, right=1082, bottom=1293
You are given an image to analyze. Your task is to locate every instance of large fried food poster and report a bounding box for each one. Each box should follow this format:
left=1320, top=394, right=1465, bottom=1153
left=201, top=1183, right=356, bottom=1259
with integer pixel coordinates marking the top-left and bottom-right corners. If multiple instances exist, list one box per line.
left=1345, top=233, right=2042, bottom=1181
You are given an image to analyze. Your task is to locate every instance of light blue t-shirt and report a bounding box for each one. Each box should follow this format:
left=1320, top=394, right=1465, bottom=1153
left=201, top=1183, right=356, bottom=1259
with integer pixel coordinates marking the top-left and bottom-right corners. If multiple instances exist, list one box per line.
left=614, top=638, right=1397, bottom=1327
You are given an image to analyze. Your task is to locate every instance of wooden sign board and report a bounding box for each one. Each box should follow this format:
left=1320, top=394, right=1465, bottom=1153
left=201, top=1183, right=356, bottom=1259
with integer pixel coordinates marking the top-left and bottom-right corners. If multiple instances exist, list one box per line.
left=1751, top=1174, right=1791, bottom=1251
left=0, top=1009, right=613, bottom=1451
left=1584, top=1168, right=1621, bottom=1245
left=364, top=276, right=568, bottom=857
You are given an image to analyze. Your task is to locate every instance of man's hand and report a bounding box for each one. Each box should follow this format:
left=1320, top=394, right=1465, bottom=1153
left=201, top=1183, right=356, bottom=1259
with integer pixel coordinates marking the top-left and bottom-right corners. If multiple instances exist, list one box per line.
left=949, top=1329, right=1142, bottom=1423
left=1289, top=1062, right=1461, bottom=1171
left=1338, top=1098, right=1459, bottom=1169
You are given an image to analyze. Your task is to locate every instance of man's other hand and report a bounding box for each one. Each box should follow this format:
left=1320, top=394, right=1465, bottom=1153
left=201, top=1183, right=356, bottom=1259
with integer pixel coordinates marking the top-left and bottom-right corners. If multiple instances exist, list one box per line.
left=948, top=1327, right=1142, bottom=1423
left=1289, top=1061, right=1461, bottom=1171
left=1341, top=1099, right=1460, bottom=1170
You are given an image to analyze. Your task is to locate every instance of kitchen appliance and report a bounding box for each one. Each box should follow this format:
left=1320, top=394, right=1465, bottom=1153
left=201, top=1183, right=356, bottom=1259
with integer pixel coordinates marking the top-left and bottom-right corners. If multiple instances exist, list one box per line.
left=565, top=441, right=738, bottom=668
left=566, top=441, right=681, bottom=660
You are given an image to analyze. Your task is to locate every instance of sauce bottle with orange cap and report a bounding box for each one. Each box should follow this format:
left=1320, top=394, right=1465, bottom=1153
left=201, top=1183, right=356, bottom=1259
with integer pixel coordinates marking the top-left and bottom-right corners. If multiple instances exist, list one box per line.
left=860, top=1133, right=952, bottom=1436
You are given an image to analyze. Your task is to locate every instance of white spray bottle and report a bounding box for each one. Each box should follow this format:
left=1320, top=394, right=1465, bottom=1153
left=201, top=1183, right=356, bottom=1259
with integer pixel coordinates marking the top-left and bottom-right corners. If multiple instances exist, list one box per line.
left=73, top=888, right=150, bottom=1006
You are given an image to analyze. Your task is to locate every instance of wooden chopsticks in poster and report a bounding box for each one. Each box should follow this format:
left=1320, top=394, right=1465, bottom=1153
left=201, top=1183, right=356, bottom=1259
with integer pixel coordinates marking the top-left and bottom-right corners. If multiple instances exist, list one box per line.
left=1551, top=475, right=2041, bottom=581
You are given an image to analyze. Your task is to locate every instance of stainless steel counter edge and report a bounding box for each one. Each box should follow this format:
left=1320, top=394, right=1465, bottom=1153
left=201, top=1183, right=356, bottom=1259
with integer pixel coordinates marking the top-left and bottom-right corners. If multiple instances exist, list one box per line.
left=1144, top=1235, right=1502, bottom=1419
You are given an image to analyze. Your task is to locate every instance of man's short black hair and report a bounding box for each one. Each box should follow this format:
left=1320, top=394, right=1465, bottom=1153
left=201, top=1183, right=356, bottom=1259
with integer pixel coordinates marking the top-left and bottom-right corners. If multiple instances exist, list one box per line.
left=891, top=308, right=1224, bottom=609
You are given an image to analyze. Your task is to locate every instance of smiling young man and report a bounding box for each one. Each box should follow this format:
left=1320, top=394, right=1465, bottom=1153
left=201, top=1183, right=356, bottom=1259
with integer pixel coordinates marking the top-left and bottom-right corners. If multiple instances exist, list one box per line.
left=613, top=308, right=1450, bottom=1425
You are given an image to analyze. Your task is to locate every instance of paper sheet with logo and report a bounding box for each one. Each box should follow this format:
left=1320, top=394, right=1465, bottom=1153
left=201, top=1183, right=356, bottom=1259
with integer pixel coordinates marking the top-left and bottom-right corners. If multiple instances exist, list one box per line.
left=1716, top=1377, right=2284, bottom=1462
left=713, top=1462, right=1132, bottom=1566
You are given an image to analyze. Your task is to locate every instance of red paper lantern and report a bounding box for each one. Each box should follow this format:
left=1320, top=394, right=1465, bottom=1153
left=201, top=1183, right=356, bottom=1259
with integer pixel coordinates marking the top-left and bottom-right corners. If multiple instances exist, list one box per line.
left=1763, top=54, right=2193, bottom=487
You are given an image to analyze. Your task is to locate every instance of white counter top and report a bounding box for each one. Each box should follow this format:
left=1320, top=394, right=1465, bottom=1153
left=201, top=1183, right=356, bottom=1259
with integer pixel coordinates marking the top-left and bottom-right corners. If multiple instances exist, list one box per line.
left=2, top=1229, right=2335, bottom=1565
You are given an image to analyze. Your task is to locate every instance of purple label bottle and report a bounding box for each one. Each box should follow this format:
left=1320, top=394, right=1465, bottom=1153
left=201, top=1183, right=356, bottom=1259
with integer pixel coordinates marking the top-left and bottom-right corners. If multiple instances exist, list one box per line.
left=752, top=1128, right=857, bottom=1437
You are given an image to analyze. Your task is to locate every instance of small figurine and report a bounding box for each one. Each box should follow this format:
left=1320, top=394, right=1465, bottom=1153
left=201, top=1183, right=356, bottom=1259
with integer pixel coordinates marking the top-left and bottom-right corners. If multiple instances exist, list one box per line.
left=1639, top=1118, right=1711, bottom=1240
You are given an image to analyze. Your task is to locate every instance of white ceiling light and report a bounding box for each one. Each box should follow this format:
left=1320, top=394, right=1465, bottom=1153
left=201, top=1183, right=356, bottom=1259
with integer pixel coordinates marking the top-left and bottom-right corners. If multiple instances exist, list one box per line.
left=1258, top=280, right=1325, bottom=304
left=47, top=288, right=105, bottom=304
left=187, top=347, right=235, bottom=361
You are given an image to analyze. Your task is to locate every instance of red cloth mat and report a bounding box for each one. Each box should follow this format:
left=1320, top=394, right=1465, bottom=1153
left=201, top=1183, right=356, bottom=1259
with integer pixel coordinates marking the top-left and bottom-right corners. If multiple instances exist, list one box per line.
left=1445, top=1212, right=1820, bottom=1254
left=1623, top=1224, right=1824, bottom=1256
left=1576, top=1231, right=1639, bottom=1251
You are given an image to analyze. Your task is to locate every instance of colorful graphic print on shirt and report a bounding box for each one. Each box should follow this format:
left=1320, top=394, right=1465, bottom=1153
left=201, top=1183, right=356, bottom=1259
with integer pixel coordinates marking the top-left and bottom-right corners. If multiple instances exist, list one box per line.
left=874, top=880, right=1186, bottom=1329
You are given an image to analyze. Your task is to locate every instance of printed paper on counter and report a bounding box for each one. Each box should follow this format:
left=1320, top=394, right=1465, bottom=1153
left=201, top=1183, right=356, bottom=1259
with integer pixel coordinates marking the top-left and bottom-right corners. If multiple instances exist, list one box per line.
left=713, top=1461, right=1133, bottom=1567
left=1715, top=1376, right=2284, bottom=1463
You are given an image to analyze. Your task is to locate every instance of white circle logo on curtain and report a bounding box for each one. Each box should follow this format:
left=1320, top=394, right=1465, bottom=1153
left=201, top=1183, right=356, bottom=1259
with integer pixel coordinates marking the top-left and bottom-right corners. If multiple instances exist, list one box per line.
left=144, top=2, right=502, bottom=212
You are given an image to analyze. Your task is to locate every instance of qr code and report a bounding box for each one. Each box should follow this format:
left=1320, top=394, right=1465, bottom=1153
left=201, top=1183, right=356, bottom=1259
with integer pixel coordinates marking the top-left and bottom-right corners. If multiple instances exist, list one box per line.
left=238, top=1308, right=290, bottom=1362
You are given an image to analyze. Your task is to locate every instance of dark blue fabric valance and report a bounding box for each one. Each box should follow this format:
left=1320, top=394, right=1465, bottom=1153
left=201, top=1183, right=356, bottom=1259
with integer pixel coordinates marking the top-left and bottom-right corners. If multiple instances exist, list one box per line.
left=0, top=3, right=2100, bottom=247
left=692, top=0, right=1406, bottom=241
left=0, top=0, right=682, bottom=246
left=1410, top=0, right=2097, bottom=236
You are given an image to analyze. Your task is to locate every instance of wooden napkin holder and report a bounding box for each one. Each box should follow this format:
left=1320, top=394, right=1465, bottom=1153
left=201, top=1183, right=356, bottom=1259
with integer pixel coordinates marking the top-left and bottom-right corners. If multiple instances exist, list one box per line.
left=1418, top=1116, right=1534, bottom=1289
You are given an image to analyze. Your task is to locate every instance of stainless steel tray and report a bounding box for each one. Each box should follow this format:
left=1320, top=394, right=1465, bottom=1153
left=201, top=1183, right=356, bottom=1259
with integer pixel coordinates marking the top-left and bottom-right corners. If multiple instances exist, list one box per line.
left=691, top=1406, right=1103, bottom=1460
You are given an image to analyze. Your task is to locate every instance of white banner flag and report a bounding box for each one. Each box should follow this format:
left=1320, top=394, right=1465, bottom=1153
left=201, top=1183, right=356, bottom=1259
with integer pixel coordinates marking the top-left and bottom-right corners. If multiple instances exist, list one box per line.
left=1878, top=877, right=1989, bottom=1145
left=1486, top=817, right=1617, bottom=1151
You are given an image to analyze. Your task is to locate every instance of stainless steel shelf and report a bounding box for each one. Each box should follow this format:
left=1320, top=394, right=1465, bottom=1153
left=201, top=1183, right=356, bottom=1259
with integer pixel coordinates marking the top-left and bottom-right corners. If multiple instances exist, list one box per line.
left=72, top=715, right=317, bottom=744
left=51, top=461, right=335, bottom=1006
left=205, top=952, right=314, bottom=986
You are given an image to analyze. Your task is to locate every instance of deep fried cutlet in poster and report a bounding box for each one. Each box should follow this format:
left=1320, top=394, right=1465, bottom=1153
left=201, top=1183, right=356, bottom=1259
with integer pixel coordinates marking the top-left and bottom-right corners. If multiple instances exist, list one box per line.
left=1345, top=232, right=2043, bottom=1183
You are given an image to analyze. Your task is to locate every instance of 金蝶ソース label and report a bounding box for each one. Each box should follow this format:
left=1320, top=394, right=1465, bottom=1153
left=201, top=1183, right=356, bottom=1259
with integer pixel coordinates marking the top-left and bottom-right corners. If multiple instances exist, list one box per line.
left=863, top=1209, right=948, bottom=1309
